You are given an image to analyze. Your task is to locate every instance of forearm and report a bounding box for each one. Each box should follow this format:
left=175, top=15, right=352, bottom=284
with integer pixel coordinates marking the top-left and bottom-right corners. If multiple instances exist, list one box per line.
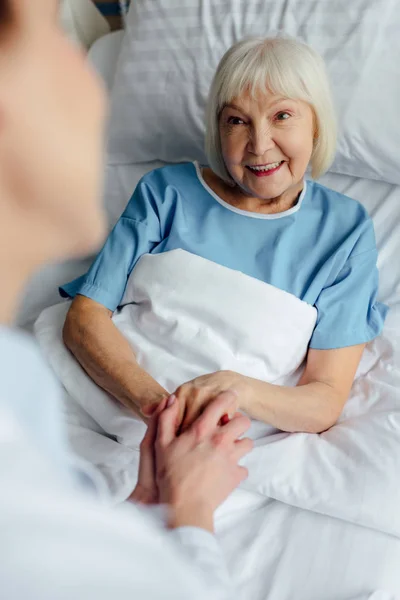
left=63, top=304, right=167, bottom=414
left=241, top=378, right=343, bottom=433
left=169, top=502, right=214, bottom=534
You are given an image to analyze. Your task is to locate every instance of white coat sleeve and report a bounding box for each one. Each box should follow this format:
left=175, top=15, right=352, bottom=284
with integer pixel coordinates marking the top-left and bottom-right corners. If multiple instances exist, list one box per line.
left=0, top=331, right=233, bottom=600
left=0, top=411, right=232, bottom=600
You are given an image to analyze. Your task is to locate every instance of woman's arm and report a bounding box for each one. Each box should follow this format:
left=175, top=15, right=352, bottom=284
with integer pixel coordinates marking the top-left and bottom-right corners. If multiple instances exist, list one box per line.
left=63, top=295, right=168, bottom=416
left=175, top=344, right=365, bottom=433
left=240, top=344, right=366, bottom=433
left=61, top=176, right=174, bottom=417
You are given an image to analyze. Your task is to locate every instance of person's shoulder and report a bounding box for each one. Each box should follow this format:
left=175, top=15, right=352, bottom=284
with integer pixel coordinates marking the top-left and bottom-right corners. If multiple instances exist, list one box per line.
left=139, top=162, right=197, bottom=191
left=308, top=180, right=370, bottom=221
left=0, top=326, right=60, bottom=404
left=307, top=180, right=376, bottom=253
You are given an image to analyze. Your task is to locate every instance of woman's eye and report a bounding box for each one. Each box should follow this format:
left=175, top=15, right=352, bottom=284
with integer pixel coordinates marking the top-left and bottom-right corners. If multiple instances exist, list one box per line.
left=275, top=112, right=291, bottom=121
left=227, top=116, right=245, bottom=125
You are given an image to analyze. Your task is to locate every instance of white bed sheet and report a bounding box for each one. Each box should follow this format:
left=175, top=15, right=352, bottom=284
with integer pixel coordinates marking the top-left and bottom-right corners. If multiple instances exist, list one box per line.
left=25, top=31, right=400, bottom=598
left=216, top=492, right=400, bottom=600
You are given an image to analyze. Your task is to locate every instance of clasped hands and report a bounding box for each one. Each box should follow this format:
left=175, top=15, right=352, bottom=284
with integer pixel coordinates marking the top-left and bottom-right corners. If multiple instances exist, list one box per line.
left=131, top=385, right=253, bottom=531
left=163, top=370, right=251, bottom=433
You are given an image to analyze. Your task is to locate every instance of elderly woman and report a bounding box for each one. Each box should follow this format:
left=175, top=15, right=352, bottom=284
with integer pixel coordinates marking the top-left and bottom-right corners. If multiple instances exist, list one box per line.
left=62, top=37, right=387, bottom=434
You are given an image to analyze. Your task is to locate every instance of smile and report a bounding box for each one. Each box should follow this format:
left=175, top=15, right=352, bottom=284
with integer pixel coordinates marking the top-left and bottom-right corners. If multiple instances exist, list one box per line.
left=246, top=161, right=285, bottom=177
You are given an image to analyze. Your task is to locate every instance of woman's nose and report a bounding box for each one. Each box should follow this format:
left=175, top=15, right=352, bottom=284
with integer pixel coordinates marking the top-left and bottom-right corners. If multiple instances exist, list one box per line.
left=248, top=126, right=275, bottom=156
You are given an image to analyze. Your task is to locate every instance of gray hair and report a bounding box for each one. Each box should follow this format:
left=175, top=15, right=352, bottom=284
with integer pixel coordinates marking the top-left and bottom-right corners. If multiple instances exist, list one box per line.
left=205, top=37, right=337, bottom=181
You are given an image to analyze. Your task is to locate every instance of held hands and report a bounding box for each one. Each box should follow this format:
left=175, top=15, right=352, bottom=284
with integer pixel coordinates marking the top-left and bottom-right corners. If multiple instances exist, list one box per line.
left=173, top=370, right=251, bottom=432
left=131, top=391, right=253, bottom=531
left=129, top=397, right=168, bottom=505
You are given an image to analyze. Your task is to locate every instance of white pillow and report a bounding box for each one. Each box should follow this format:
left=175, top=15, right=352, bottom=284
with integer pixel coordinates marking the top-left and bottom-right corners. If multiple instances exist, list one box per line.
left=108, top=0, right=400, bottom=185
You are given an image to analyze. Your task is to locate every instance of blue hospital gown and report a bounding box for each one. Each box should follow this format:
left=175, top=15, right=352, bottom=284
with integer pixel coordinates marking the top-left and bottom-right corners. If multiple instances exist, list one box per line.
left=61, top=162, right=388, bottom=349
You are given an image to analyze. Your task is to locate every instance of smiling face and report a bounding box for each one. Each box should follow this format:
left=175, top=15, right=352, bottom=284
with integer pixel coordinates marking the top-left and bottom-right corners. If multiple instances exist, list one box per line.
left=219, top=89, right=315, bottom=202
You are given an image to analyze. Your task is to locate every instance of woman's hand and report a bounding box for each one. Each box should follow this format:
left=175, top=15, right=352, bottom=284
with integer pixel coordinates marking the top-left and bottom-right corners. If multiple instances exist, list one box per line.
left=155, top=391, right=253, bottom=532
left=174, top=370, right=251, bottom=432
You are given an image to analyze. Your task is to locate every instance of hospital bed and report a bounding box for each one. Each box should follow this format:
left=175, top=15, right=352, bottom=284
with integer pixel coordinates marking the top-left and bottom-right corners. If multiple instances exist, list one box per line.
left=25, top=2, right=400, bottom=599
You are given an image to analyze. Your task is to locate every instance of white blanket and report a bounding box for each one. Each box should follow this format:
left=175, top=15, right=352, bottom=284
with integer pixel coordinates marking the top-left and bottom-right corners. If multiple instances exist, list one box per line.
left=35, top=249, right=400, bottom=597
left=35, top=249, right=317, bottom=494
